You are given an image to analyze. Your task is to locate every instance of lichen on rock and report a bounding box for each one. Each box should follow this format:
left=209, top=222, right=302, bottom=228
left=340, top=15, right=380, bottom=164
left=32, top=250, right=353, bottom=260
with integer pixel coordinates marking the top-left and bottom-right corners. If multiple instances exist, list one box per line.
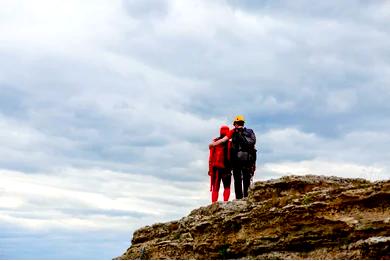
left=114, top=175, right=390, bottom=260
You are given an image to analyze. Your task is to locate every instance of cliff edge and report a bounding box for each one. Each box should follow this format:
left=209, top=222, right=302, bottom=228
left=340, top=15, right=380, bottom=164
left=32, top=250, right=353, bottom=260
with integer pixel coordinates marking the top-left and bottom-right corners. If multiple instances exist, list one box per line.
left=115, top=175, right=390, bottom=259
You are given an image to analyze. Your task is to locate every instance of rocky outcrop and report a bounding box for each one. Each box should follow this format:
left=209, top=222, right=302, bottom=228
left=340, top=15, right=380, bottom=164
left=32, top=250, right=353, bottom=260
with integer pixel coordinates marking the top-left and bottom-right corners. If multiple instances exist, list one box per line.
left=115, top=175, right=390, bottom=259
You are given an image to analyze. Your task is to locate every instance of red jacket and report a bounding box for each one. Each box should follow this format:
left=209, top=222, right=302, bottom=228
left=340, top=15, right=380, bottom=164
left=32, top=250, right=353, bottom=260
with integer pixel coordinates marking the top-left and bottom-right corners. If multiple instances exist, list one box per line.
left=209, top=137, right=231, bottom=174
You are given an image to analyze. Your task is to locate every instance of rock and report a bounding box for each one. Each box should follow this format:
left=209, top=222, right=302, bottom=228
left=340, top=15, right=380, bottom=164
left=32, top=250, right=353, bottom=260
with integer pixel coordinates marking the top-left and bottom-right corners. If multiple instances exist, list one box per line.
left=114, top=175, right=390, bottom=260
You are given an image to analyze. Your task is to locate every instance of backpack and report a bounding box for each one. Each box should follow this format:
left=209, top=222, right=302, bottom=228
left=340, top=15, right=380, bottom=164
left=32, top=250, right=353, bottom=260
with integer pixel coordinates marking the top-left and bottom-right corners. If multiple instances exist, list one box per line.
left=231, top=128, right=257, bottom=164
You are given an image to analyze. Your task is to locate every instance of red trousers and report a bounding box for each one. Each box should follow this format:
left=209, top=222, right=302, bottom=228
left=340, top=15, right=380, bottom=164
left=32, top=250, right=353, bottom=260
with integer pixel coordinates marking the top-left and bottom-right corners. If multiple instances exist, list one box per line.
left=210, top=167, right=231, bottom=203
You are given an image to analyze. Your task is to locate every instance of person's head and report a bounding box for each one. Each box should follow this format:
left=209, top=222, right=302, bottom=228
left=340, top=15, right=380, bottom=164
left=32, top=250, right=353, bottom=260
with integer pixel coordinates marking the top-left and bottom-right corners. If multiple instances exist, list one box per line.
left=220, top=125, right=230, bottom=137
left=233, top=115, right=245, bottom=128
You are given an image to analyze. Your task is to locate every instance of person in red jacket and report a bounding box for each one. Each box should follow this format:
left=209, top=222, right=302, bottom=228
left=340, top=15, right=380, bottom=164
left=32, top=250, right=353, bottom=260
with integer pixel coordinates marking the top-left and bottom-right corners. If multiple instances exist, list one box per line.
left=209, top=125, right=232, bottom=203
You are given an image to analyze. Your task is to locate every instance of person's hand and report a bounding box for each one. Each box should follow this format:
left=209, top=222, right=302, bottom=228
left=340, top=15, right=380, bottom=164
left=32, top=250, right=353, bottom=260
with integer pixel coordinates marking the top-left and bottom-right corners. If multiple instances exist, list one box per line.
left=251, top=164, right=256, bottom=176
left=209, top=142, right=215, bottom=148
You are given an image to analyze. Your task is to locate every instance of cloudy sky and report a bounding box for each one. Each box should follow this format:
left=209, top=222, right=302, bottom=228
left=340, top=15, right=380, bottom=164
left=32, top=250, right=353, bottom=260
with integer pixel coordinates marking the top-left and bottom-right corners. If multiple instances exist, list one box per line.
left=1, top=0, right=390, bottom=259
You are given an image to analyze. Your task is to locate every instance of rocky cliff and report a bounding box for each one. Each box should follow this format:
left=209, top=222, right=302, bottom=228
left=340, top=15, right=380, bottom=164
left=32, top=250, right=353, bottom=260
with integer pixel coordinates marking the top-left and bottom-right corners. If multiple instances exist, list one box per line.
left=115, top=175, right=390, bottom=259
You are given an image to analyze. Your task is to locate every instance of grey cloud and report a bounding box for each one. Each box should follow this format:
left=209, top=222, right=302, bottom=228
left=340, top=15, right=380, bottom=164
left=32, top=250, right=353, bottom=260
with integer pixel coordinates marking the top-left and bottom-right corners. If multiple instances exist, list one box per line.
left=0, top=85, right=27, bottom=118
left=0, top=0, right=389, bottom=182
left=6, top=207, right=149, bottom=219
left=1, top=1, right=390, bottom=259
left=226, top=0, right=384, bottom=23
left=122, top=0, right=169, bottom=19
left=0, top=223, right=132, bottom=259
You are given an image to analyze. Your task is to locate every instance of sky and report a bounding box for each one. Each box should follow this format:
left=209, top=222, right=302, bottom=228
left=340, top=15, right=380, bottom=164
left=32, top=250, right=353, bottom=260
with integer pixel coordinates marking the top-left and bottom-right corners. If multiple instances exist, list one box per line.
left=0, top=0, right=390, bottom=259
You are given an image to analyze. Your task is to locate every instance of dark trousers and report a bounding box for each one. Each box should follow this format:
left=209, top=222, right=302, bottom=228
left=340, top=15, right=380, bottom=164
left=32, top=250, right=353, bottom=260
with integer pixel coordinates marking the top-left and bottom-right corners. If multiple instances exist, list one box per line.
left=233, top=166, right=251, bottom=199
left=212, top=167, right=231, bottom=191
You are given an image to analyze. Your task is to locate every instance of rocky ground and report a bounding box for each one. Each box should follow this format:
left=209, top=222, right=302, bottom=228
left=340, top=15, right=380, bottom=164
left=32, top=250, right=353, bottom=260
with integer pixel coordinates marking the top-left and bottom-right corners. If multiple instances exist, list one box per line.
left=115, top=175, right=390, bottom=259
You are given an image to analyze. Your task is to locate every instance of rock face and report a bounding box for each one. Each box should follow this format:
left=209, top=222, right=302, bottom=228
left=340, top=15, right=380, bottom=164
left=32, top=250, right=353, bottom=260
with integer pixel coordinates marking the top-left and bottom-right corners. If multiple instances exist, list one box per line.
left=115, top=175, right=390, bottom=260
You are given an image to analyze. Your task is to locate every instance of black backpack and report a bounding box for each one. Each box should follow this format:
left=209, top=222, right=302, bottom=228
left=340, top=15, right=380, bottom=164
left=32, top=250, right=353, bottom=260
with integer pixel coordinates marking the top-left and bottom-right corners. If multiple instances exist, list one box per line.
left=231, top=128, right=257, bottom=164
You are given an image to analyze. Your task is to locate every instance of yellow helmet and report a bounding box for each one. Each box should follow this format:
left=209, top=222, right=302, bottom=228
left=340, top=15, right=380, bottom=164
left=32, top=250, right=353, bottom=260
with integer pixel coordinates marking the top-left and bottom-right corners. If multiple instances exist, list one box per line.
left=233, top=115, right=245, bottom=123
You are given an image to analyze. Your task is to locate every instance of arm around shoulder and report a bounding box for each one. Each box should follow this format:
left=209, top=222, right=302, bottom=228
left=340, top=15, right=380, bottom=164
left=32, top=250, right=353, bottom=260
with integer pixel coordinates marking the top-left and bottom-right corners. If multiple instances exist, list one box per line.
left=209, top=136, right=228, bottom=148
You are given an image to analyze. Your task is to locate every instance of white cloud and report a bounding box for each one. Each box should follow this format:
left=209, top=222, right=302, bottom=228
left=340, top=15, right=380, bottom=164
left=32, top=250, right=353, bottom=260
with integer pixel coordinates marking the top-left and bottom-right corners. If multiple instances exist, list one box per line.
left=261, top=160, right=387, bottom=181
left=0, top=168, right=209, bottom=232
left=325, top=89, right=357, bottom=113
left=260, top=127, right=390, bottom=167
left=0, top=0, right=130, bottom=56
left=0, top=196, right=24, bottom=209
left=0, top=0, right=390, bottom=258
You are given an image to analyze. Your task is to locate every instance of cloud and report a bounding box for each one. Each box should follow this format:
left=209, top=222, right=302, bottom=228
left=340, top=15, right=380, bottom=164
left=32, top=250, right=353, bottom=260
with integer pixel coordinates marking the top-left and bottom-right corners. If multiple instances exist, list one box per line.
left=0, top=166, right=210, bottom=258
left=261, top=160, right=387, bottom=181
left=0, top=168, right=208, bottom=228
left=0, top=225, right=131, bottom=259
left=0, top=0, right=389, bottom=259
left=122, top=0, right=169, bottom=19
left=260, top=128, right=390, bottom=166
